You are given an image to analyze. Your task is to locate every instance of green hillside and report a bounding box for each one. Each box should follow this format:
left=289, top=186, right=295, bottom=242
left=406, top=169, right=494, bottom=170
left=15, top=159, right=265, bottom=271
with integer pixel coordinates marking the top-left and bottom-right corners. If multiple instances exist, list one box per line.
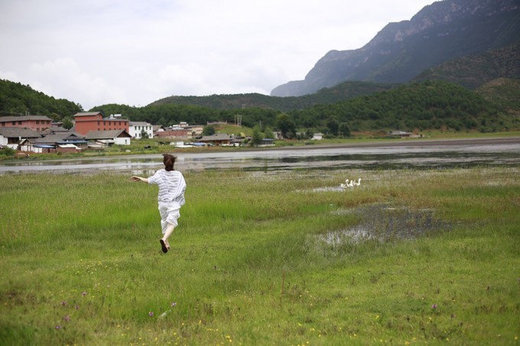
left=92, top=80, right=518, bottom=134
left=91, top=102, right=280, bottom=129
left=1, top=76, right=517, bottom=135
left=149, top=81, right=397, bottom=112
left=414, top=43, right=520, bottom=89
left=476, top=78, right=520, bottom=115
left=289, top=80, right=517, bottom=132
left=0, top=79, right=82, bottom=120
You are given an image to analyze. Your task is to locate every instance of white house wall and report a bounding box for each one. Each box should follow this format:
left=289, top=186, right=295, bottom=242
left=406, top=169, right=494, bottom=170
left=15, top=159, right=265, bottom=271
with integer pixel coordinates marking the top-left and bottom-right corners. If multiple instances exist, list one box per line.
left=114, top=137, right=131, bottom=145
left=21, top=144, right=43, bottom=153
left=129, top=125, right=154, bottom=139
left=0, top=135, right=7, bottom=147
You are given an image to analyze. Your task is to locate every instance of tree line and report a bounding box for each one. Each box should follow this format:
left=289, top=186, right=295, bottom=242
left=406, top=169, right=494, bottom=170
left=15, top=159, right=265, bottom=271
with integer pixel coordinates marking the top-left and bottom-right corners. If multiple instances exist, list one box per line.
left=289, top=80, right=508, bottom=133
left=1, top=78, right=516, bottom=136
left=93, top=80, right=513, bottom=136
left=149, top=81, right=397, bottom=112
left=0, top=79, right=82, bottom=120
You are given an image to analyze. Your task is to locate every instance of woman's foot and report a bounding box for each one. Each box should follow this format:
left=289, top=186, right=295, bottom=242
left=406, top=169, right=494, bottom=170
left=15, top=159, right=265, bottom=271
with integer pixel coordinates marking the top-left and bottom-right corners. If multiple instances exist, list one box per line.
left=160, top=239, right=168, bottom=253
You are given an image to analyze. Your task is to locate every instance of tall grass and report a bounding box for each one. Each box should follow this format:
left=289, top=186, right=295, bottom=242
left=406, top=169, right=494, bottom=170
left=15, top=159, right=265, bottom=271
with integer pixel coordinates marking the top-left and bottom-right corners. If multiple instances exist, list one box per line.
left=1, top=167, right=519, bottom=344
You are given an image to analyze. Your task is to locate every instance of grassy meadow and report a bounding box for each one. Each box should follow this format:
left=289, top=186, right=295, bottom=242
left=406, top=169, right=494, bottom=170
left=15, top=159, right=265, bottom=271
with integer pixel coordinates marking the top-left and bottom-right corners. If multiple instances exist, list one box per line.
left=0, top=166, right=519, bottom=345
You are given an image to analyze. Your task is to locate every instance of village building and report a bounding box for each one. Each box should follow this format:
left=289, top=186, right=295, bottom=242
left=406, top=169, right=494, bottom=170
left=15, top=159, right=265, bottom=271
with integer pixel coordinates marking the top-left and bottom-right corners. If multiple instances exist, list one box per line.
left=273, top=131, right=285, bottom=140
left=55, top=144, right=81, bottom=153
left=259, top=138, right=275, bottom=147
left=41, top=125, right=69, bottom=135
left=156, top=128, right=191, bottom=140
left=129, top=121, right=154, bottom=139
left=312, top=132, right=324, bottom=140
left=32, top=132, right=87, bottom=152
left=153, top=125, right=165, bottom=136
left=199, top=133, right=234, bottom=146
left=388, top=130, right=413, bottom=138
left=73, top=112, right=129, bottom=136
left=0, top=115, right=52, bottom=132
left=166, top=122, right=204, bottom=138
left=18, top=139, right=54, bottom=153
left=85, top=130, right=132, bottom=147
left=190, top=125, right=204, bottom=137
left=0, top=127, right=41, bottom=150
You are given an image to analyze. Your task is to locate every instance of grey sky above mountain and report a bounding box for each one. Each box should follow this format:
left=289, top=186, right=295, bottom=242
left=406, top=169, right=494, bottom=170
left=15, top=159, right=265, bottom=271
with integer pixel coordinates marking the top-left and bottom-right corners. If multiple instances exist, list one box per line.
left=0, top=0, right=433, bottom=110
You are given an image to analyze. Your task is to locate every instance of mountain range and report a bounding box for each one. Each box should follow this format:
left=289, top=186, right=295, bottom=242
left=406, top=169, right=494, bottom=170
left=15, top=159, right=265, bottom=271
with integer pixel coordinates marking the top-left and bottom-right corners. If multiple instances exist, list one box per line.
left=271, top=0, right=520, bottom=97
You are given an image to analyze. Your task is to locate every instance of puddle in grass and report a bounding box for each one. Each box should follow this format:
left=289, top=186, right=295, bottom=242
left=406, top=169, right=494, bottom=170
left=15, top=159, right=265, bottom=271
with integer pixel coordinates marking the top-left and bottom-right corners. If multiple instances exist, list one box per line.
left=318, top=204, right=450, bottom=246
left=310, top=186, right=347, bottom=192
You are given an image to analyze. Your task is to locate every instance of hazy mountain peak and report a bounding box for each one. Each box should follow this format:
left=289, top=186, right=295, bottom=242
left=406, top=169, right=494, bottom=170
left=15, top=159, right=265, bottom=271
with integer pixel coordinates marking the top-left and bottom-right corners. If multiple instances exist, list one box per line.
left=271, top=0, right=520, bottom=97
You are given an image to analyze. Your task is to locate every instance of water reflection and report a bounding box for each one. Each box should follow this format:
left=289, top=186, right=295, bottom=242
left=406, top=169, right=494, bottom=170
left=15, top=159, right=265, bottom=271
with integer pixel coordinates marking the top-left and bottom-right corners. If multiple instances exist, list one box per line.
left=1, top=138, right=519, bottom=174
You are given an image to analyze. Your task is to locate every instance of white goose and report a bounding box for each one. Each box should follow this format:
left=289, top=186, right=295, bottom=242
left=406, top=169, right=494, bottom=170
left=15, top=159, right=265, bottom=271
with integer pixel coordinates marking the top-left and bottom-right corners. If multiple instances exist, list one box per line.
left=340, top=178, right=361, bottom=189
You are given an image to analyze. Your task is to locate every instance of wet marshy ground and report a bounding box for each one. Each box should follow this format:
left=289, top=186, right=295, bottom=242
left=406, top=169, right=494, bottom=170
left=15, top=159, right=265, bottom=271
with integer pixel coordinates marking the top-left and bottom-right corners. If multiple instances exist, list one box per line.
left=317, top=204, right=451, bottom=247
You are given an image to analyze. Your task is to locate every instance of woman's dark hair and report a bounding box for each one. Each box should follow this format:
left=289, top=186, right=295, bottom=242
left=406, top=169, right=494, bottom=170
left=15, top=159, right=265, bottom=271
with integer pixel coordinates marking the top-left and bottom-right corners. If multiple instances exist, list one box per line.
left=163, top=154, right=176, bottom=171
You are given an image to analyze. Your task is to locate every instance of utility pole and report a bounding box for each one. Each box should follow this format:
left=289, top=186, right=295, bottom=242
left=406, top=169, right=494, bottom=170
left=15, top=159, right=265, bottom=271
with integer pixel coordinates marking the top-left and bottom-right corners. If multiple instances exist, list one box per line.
left=235, top=114, right=242, bottom=126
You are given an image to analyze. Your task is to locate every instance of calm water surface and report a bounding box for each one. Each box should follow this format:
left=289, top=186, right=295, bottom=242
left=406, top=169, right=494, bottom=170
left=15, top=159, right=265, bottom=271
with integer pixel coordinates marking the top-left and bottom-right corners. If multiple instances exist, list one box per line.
left=1, top=138, right=519, bottom=175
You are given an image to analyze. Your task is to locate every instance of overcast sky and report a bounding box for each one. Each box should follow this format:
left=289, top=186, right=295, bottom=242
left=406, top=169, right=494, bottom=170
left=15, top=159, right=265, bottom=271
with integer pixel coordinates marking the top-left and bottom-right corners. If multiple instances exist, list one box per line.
left=0, top=0, right=434, bottom=110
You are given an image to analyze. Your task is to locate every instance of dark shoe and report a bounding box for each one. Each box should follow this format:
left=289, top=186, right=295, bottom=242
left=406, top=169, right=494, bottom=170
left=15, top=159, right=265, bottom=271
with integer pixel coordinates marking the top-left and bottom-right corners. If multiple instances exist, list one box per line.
left=160, top=239, right=168, bottom=253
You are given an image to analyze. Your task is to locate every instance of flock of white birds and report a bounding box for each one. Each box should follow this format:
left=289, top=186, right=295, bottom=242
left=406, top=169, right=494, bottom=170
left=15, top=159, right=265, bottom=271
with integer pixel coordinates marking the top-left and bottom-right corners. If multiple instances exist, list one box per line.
left=340, top=178, right=361, bottom=189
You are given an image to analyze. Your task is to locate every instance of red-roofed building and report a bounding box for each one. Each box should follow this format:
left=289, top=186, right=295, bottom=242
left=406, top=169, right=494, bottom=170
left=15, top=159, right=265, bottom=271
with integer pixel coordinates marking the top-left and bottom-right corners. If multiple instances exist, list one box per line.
left=0, top=115, right=52, bottom=132
left=73, top=112, right=129, bottom=136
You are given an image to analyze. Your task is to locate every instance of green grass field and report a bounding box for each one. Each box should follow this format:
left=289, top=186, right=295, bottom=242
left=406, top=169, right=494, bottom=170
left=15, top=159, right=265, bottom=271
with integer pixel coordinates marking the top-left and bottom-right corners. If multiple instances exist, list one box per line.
left=1, top=167, right=519, bottom=345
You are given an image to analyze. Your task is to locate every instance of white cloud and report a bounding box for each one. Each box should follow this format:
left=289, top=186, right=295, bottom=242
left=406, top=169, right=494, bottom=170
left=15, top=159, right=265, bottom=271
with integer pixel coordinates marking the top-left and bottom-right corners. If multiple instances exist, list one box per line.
left=0, top=0, right=434, bottom=110
left=28, top=58, right=126, bottom=108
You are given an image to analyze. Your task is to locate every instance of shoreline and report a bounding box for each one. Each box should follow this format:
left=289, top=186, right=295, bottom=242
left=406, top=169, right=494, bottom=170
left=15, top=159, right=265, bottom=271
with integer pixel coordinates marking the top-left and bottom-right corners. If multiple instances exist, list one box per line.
left=254, top=136, right=520, bottom=152
left=2, top=135, right=520, bottom=164
left=1, top=136, right=519, bottom=175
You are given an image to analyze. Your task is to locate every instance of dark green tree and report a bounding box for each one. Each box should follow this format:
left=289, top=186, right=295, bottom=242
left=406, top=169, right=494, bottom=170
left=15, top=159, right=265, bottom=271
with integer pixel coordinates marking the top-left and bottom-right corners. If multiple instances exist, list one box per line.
left=327, top=118, right=339, bottom=136
left=339, top=123, right=351, bottom=137
left=250, top=125, right=264, bottom=147
left=202, top=125, right=216, bottom=136
left=275, top=113, right=296, bottom=139
left=263, top=126, right=274, bottom=139
left=305, top=128, right=314, bottom=139
left=62, top=117, right=74, bottom=130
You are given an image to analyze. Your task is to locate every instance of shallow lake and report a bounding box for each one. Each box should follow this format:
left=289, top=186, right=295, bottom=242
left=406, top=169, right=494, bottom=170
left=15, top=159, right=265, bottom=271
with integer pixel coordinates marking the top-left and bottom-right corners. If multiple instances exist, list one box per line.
left=1, top=137, right=519, bottom=175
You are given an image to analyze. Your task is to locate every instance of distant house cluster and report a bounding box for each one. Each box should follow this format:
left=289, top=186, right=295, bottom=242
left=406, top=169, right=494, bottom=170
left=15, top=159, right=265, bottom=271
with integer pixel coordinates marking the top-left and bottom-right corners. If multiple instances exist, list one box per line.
left=0, top=112, right=244, bottom=153
left=0, top=113, right=135, bottom=153
left=154, top=122, right=253, bottom=147
left=0, top=112, right=325, bottom=153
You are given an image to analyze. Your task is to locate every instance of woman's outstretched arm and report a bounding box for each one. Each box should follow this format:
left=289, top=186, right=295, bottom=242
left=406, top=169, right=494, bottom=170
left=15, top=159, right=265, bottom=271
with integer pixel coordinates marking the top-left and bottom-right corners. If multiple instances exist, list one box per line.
left=131, top=176, right=148, bottom=183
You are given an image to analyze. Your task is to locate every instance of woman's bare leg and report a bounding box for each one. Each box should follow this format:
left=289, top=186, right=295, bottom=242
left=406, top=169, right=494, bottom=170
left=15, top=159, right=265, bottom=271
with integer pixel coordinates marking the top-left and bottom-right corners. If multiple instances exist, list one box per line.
left=162, top=223, right=175, bottom=248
